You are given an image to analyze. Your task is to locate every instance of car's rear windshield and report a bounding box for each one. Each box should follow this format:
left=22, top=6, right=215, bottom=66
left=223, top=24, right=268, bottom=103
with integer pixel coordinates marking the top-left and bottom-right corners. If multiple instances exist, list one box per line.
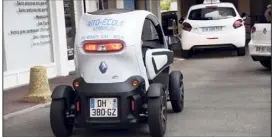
left=188, top=7, right=237, bottom=20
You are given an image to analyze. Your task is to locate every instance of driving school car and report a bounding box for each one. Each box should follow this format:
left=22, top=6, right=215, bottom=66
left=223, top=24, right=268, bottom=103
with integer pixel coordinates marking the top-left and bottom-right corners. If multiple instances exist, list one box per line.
left=180, top=0, right=246, bottom=58
left=248, top=15, right=271, bottom=69
left=50, top=9, right=184, bottom=137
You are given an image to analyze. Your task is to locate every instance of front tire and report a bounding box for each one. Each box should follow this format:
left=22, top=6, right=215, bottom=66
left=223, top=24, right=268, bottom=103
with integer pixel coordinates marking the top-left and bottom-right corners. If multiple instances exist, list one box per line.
left=260, top=60, right=271, bottom=69
left=237, top=47, right=245, bottom=56
left=50, top=99, right=74, bottom=137
left=181, top=49, right=191, bottom=59
left=148, top=88, right=167, bottom=137
left=169, top=71, right=184, bottom=113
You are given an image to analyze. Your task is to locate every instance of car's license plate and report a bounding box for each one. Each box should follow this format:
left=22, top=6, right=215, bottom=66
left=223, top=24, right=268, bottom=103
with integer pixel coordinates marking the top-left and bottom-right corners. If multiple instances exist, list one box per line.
left=90, top=98, right=118, bottom=117
left=256, top=46, right=271, bottom=53
left=202, top=27, right=222, bottom=32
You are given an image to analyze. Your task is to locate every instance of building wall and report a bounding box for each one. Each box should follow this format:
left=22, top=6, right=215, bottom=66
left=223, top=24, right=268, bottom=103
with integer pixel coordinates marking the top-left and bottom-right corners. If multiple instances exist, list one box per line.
left=124, top=0, right=135, bottom=9
left=3, top=0, right=159, bottom=90
left=3, top=0, right=99, bottom=90
left=135, top=0, right=146, bottom=10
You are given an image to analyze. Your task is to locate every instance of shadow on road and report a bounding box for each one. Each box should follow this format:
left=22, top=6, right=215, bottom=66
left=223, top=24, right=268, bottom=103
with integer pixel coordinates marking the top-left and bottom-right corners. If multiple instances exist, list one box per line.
left=71, top=107, right=180, bottom=137
left=72, top=125, right=150, bottom=137
left=189, top=48, right=239, bottom=59
left=242, top=66, right=271, bottom=75
left=172, top=46, right=250, bottom=59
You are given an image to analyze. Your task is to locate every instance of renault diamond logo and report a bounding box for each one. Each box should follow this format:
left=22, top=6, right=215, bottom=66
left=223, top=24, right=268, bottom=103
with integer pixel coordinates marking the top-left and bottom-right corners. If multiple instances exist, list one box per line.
left=99, top=61, right=108, bottom=74
left=263, top=28, right=267, bottom=34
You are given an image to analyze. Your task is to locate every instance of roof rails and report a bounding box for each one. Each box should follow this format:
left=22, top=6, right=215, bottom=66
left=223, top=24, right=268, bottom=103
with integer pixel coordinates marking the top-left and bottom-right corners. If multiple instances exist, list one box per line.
left=203, top=0, right=220, bottom=4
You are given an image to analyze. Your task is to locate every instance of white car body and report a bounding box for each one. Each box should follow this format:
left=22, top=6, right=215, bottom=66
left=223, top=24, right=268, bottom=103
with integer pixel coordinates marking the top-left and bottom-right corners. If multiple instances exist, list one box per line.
left=248, top=21, right=271, bottom=69
left=248, top=23, right=271, bottom=58
left=181, top=1, right=246, bottom=54
left=74, top=9, right=173, bottom=90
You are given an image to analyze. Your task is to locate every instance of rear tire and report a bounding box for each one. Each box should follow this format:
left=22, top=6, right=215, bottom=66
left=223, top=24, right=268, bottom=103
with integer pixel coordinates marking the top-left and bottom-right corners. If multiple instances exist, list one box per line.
left=148, top=88, right=167, bottom=137
left=181, top=49, right=191, bottom=58
left=237, top=47, right=246, bottom=56
left=50, top=99, right=73, bottom=137
left=260, top=60, right=271, bottom=69
left=169, top=71, right=184, bottom=113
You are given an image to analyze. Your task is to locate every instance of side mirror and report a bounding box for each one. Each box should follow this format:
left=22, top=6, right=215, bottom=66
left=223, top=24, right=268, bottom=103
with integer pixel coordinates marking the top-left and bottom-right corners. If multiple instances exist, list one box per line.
left=179, top=17, right=185, bottom=24
left=241, top=13, right=247, bottom=20
left=167, top=36, right=181, bottom=50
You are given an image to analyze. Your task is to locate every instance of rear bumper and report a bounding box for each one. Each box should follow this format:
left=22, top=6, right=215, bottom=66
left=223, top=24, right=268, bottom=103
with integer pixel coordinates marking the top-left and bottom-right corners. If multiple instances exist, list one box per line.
left=248, top=41, right=271, bottom=57
left=251, top=56, right=271, bottom=61
left=73, top=76, right=146, bottom=129
left=181, top=27, right=246, bottom=50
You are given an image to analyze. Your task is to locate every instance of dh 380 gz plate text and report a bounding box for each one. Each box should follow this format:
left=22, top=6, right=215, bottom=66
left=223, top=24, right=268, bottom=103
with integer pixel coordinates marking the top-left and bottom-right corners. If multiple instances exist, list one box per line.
left=90, top=98, right=118, bottom=117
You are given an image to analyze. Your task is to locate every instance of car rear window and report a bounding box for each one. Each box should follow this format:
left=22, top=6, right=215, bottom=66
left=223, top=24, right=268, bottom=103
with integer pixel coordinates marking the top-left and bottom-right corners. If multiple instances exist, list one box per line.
left=188, top=7, right=237, bottom=20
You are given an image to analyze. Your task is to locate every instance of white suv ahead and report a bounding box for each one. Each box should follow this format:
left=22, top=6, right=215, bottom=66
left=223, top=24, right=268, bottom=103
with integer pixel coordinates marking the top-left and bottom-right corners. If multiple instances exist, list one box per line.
left=180, top=0, right=246, bottom=58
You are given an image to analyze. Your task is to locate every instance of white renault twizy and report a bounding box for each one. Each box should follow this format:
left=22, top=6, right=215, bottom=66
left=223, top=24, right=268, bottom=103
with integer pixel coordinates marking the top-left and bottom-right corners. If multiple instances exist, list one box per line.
left=50, top=9, right=184, bottom=137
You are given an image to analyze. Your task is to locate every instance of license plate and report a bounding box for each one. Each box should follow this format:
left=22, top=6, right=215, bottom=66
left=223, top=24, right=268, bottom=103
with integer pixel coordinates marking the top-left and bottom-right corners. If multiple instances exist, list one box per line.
left=256, top=46, right=271, bottom=53
left=202, top=27, right=222, bottom=32
left=90, top=98, right=118, bottom=117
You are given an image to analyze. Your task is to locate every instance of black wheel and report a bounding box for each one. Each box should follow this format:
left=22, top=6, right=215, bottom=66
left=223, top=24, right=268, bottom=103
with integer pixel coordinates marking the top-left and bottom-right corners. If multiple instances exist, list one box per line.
left=237, top=47, right=245, bottom=56
left=181, top=49, right=191, bottom=58
left=169, top=71, right=184, bottom=113
left=50, top=99, right=74, bottom=137
left=260, top=60, right=271, bottom=69
left=148, top=87, right=167, bottom=137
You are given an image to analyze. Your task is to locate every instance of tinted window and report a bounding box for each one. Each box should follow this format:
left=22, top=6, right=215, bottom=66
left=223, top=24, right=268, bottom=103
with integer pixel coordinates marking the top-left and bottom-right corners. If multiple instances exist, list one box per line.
left=188, top=7, right=237, bottom=20
left=142, top=19, right=159, bottom=41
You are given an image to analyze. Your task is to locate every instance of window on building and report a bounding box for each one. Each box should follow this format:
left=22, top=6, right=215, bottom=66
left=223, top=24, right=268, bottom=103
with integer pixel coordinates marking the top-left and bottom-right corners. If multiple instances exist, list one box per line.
left=63, top=0, right=76, bottom=60
left=98, top=0, right=108, bottom=10
left=3, top=0, right=54, bottom=71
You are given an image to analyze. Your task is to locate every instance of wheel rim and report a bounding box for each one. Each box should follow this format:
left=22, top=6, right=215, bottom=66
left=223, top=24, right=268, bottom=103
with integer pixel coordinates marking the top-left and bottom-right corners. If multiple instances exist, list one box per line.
left=64, top=104, right=74, bottom=129
left=161, top=96, right=167, bottom=130
left=179, top=75, right=184, bottom=105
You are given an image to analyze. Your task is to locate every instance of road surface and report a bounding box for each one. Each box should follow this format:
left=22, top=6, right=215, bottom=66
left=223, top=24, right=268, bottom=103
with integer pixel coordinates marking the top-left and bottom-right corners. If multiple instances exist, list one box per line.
left=4, top=50, right=271, bottom=137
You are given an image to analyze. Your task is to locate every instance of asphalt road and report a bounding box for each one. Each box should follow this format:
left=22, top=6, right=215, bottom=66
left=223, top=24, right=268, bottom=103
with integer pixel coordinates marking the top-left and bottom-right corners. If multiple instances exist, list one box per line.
left=4, top=49, right=271, bottom=137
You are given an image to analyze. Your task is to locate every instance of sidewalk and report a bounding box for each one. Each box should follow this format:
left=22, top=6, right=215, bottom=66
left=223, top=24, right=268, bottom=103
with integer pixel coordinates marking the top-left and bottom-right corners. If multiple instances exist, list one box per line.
left=4, top=57, right=184, bottom=117
left=3, top=74, right=77, bottom=115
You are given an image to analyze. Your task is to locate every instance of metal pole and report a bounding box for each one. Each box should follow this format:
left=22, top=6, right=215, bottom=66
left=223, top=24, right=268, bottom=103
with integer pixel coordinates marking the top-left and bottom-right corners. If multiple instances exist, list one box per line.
left=83, top=0, right=86, bottom=13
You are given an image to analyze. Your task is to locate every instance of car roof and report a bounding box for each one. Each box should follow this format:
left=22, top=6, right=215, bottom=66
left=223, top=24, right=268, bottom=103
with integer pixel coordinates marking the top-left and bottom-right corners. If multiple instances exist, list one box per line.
left=88, top=9, right=135, bottom=15
left=189, top=2, right=235, bottom=10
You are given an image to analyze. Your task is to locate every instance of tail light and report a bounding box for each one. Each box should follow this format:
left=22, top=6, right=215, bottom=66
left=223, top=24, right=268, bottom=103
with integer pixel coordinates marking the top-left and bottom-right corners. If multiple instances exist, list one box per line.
left=251, top=26, right=256, bottom=33
left=83, top=40, right=124, bottom=53
left=131, top=100, right=135, bottom=112
left=233, top=19, right=243, bottom=29
left=76, top=101, right=80, bottom=112
left=182, top=22, right=192, bottom=32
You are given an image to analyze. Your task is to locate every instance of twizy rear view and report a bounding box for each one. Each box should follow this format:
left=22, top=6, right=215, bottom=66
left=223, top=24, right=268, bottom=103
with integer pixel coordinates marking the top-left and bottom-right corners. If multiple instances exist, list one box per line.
left=50, top=9, right=185, bottom=137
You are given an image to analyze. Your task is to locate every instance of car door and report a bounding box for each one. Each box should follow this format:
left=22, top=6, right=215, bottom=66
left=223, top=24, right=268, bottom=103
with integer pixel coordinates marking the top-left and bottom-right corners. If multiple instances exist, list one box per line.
left=141, top=18, right=173, bottom=80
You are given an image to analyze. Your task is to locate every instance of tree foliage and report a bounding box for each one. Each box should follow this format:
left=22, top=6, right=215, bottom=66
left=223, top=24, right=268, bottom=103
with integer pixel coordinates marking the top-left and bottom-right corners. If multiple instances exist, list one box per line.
left=160, top=0, right=171, bottom=11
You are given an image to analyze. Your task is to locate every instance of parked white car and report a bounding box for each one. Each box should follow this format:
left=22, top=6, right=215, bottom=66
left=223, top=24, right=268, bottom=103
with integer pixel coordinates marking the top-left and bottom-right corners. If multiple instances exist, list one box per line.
left=248, top=15, right=271, bottom=69
left=179, top=0, right=246, bottom=58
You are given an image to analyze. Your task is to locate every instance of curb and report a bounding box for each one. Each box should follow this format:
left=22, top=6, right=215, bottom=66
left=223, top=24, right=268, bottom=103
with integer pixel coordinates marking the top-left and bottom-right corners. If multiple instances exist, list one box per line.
left=3, top=102, right=51, bottom=120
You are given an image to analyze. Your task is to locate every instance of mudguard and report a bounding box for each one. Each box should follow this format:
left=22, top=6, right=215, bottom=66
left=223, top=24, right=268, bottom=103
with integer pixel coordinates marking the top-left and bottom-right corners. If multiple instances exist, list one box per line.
left=147, top=83, right=165, bottom=98
left=51, top=85, right=76, bottom=106
left=169, top=71, right=183, bottom=101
